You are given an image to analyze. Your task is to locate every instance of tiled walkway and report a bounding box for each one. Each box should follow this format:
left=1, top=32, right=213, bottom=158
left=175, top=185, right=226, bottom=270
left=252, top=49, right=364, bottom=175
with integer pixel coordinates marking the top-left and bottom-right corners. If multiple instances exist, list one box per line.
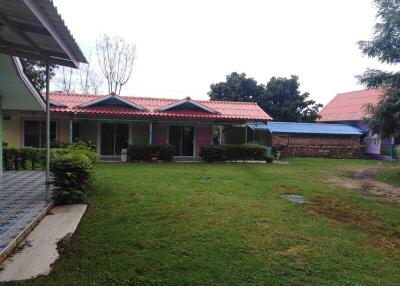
left=0, top=171, right=49, bottom=252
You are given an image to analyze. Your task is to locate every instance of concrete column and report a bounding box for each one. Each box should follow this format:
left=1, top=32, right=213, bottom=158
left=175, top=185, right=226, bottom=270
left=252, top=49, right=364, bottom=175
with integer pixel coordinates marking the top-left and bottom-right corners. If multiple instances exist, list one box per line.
left=68, top=119, right=73, bottom=144
left=244, top=124, right=248, bottom=144
left=149, top=122, right=153, bottom=145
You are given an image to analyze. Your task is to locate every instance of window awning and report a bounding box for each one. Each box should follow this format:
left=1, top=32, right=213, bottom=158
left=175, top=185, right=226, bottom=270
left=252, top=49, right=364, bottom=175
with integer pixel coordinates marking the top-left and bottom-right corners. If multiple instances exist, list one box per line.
left=0, top=0, right=87, bottom=67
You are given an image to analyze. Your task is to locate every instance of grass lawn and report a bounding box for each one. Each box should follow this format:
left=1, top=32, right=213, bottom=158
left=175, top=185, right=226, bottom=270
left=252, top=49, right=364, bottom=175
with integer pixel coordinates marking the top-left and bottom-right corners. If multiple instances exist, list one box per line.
left=14, top=159, right=400, bottom=286
left=377, top=168, right=400, bottom=187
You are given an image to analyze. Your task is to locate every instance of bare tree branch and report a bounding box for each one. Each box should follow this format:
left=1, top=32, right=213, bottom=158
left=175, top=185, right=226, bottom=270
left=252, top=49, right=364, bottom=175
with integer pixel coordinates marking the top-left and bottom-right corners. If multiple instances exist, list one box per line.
left=53, top=66, right=76, bottom=94
left=96, top=34, right=136, bottom=95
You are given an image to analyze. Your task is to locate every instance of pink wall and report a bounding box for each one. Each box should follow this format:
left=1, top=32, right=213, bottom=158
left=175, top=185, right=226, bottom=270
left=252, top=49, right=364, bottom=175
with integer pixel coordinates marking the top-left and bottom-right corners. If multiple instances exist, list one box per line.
left=152, top=125, right=167, bottom=145
left=196, top=124, right=212, bottom=156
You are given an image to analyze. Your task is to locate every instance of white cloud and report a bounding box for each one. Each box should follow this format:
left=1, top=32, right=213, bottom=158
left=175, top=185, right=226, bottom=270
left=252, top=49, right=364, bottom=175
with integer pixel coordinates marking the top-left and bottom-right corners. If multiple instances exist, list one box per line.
left=54, top=0, right=395, bottom=105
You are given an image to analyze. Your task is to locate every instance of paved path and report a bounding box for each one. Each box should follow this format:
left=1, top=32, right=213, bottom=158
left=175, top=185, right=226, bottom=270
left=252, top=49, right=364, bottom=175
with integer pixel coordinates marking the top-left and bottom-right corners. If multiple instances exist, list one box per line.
left=0, top=204, right=87, bottom=282
left=0, top=172, right=48, bottom=253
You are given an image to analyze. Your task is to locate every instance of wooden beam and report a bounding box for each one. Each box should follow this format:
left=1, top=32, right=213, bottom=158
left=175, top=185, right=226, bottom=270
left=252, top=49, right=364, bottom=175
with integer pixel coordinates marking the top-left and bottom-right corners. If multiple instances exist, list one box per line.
left=16, top=22, right=51, bottom=36
left=0, top=10, right=42, bottom=53
left=0, top=46, right=76, bottom=67
left=0, top=37, right=68, bottom=58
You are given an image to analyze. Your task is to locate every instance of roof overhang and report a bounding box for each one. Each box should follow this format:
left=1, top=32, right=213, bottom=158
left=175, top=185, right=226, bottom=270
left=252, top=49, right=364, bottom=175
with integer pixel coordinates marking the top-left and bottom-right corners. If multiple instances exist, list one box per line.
left=0, top=0, right=87, bottom=67
left=0, top=54, right=45, bottom=111
left=156, top=97, right=219, bottom=113
left=77, top=95, right=147, bottom=110
left=247, top=122, right=364, bottom=136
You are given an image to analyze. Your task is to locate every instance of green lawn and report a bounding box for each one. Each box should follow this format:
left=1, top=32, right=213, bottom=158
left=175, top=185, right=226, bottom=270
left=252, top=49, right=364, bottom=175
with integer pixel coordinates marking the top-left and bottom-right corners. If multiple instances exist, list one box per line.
left=15, top=159, right=400, bottom=286
left=377, top=168, right=400, bottom=187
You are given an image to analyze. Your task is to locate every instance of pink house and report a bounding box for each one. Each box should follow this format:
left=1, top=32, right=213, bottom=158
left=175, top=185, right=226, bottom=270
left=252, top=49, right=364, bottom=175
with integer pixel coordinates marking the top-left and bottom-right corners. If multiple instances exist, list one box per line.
left=319, top=89, right=397, bottom=160
left=3, top=92, right=271, bottom=159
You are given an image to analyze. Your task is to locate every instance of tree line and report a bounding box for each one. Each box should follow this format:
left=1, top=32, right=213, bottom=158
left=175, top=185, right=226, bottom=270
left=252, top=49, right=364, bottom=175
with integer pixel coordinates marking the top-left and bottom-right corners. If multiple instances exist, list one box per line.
left=209, top=73, right=322, bottom=122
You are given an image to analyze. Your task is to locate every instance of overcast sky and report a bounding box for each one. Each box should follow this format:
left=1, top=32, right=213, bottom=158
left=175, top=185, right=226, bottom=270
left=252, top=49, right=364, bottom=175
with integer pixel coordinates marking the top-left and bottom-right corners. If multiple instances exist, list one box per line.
left=53, top=0, right=392, bottom=105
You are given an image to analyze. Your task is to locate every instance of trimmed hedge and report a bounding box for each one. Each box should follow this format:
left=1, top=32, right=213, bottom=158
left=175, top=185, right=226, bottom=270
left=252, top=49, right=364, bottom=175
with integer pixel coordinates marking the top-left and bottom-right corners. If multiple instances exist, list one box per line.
left=2, top=141, right=97, bottom=170
left=51, top=152, right=95, bottom=205
left=127, top=144, right=174, bottom=162
left=51, top=142, right=98, bottom=205
left=199, top=144, right=266, bottom=162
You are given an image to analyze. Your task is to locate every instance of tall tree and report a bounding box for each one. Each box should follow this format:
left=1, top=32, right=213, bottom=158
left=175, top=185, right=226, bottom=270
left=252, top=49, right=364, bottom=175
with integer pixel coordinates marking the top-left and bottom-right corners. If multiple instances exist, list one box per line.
left=20, top=59, right=57, bottom=91
left=358, top=0, right=400, bottom=138
left=208, top=72, right=322, bottom=122
left=208, top=72, right=264, bottom=102
left=96, top=34, right=136, bottom=95
left=261, top=76, right=322, bottom=122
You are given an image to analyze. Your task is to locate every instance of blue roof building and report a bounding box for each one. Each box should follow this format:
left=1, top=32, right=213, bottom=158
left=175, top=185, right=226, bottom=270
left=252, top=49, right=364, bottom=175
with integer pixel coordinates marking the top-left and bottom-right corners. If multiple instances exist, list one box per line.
left=247, top=122, right=363, bottom=136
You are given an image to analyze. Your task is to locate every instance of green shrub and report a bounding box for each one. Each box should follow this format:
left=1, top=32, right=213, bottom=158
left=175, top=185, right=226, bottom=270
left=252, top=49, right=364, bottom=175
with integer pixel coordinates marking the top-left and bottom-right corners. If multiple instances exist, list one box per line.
left=199, top=144, right=266, bottom=162
left=153, top=144, right=174, bottom=162
left=127, top=144, right=174, bottom=162
left=265, top=155, right=275, bottom=163
left=128, top=144, right=150, bottom=161
left=224, top=144, right=266, bottom=161
left=199, top=145, right=226, bottom=162
left=51, top=152, right=94, bottom=205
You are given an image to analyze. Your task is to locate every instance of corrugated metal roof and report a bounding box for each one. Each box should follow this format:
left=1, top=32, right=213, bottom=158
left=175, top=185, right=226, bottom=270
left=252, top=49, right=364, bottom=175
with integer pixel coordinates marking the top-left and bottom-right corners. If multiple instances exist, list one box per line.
left=318, top=89, right=382, bottom=122
left=0, top=0, right=87, bottom=67
left=248, top=122, right=363, bottom=135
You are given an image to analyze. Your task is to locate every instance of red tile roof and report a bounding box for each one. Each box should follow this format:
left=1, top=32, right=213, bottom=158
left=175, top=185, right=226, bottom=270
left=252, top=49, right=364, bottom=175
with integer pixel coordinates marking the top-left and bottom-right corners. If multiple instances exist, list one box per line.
left=48, top=92, right=272, bottom=121
left=318, top=89, right=382, bottom=122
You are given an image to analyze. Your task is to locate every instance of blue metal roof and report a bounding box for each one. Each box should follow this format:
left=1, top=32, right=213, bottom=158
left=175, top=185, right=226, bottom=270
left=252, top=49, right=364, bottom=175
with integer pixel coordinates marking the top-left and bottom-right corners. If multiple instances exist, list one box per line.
left=247, top=122, right=364, bottom=135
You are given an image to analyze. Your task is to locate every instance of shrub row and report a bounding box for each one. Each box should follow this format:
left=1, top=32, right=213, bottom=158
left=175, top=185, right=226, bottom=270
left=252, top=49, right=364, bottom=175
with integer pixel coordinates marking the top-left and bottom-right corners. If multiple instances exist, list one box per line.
left=199, top=144, right=267, bottom=162
left=3, top=147, right=45, bottom=170
left=2, top=141, right=98, bottom=205
left=127, top=144, right=174, bottom=162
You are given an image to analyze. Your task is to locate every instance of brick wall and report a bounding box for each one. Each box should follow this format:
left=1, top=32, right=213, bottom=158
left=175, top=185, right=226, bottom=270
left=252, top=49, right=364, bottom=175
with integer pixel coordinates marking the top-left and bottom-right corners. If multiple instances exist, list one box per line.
left=272, top=133, right=363, bottom=158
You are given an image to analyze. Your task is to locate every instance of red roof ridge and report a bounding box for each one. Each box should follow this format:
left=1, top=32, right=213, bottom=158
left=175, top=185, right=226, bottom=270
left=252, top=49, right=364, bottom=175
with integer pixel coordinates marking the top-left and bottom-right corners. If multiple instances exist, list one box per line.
left=335, top=87, right=382, bottom=96
left=49, top=92, right=261, bottom=105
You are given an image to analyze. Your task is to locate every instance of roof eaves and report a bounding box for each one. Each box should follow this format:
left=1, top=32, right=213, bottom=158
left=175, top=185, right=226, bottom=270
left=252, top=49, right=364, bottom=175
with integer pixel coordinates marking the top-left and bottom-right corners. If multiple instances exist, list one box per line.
left=77, top=95, right=147, bottom=110
left=156, top=97, right=219, bottom=114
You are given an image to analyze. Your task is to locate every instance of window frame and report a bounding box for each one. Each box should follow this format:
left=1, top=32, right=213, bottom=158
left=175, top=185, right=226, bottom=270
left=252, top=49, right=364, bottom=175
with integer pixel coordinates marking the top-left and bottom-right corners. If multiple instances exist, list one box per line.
left=21, top=118, right=58, bottom=148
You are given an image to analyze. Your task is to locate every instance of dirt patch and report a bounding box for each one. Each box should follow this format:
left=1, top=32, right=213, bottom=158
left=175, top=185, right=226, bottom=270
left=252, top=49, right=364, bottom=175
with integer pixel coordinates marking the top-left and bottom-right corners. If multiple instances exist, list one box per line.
left=329, top=168, right=400, bottom=202
left=273, top=184, right=300, bottom=194
left=307, top=195, right=399, bottom=251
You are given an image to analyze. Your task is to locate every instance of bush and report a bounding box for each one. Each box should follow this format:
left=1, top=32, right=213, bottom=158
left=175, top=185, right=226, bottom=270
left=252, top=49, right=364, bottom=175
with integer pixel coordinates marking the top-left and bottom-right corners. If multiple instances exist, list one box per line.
left=51, top=152, right=94, bottom=205
left=153, top=144, right=174, bottom=162
left=199, top=144, right=266, bottom=162
left=127, top=144, right=174, bottom=162
left=199, top=145, right=226, bottom=162
left=265, top=155, right=275, bottom=163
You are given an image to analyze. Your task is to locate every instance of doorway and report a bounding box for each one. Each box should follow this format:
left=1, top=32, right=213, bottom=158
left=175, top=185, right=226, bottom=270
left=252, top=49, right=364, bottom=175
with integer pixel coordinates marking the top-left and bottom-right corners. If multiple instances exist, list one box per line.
left=169, top=126, right=194, bottom=156
left=101, top=123, right=129, bottom=156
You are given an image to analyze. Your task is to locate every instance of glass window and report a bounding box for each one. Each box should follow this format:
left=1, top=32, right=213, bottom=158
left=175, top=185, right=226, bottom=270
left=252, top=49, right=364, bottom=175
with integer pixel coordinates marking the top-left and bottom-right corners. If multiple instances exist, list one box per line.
left=24, top=120, right=56, bottom=148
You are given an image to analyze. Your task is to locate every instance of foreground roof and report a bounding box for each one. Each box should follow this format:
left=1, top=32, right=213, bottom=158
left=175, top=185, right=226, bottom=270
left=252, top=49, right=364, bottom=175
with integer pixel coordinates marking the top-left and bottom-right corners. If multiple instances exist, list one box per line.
left=319, top=89, right=382, bottom=122
left=48, top=93, right=272, bottom=122
left=0, top=0, right=87, bottom=67
left=248, top=122, right=363, bottom=135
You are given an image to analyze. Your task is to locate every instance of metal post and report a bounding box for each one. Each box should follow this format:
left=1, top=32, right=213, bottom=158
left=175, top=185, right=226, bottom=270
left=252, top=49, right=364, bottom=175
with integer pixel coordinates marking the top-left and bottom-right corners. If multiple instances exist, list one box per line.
left=45, top=62, right=50, bottom=201
left=149, top=122, right=153, bottom=145
left=0, top=97, right=3, bottom=176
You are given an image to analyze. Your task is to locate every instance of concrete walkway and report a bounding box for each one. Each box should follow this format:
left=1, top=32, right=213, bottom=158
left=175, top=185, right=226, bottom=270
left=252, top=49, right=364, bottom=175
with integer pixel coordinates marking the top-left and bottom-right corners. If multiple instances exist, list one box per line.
left=0, top=204, right=87, bottom=282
